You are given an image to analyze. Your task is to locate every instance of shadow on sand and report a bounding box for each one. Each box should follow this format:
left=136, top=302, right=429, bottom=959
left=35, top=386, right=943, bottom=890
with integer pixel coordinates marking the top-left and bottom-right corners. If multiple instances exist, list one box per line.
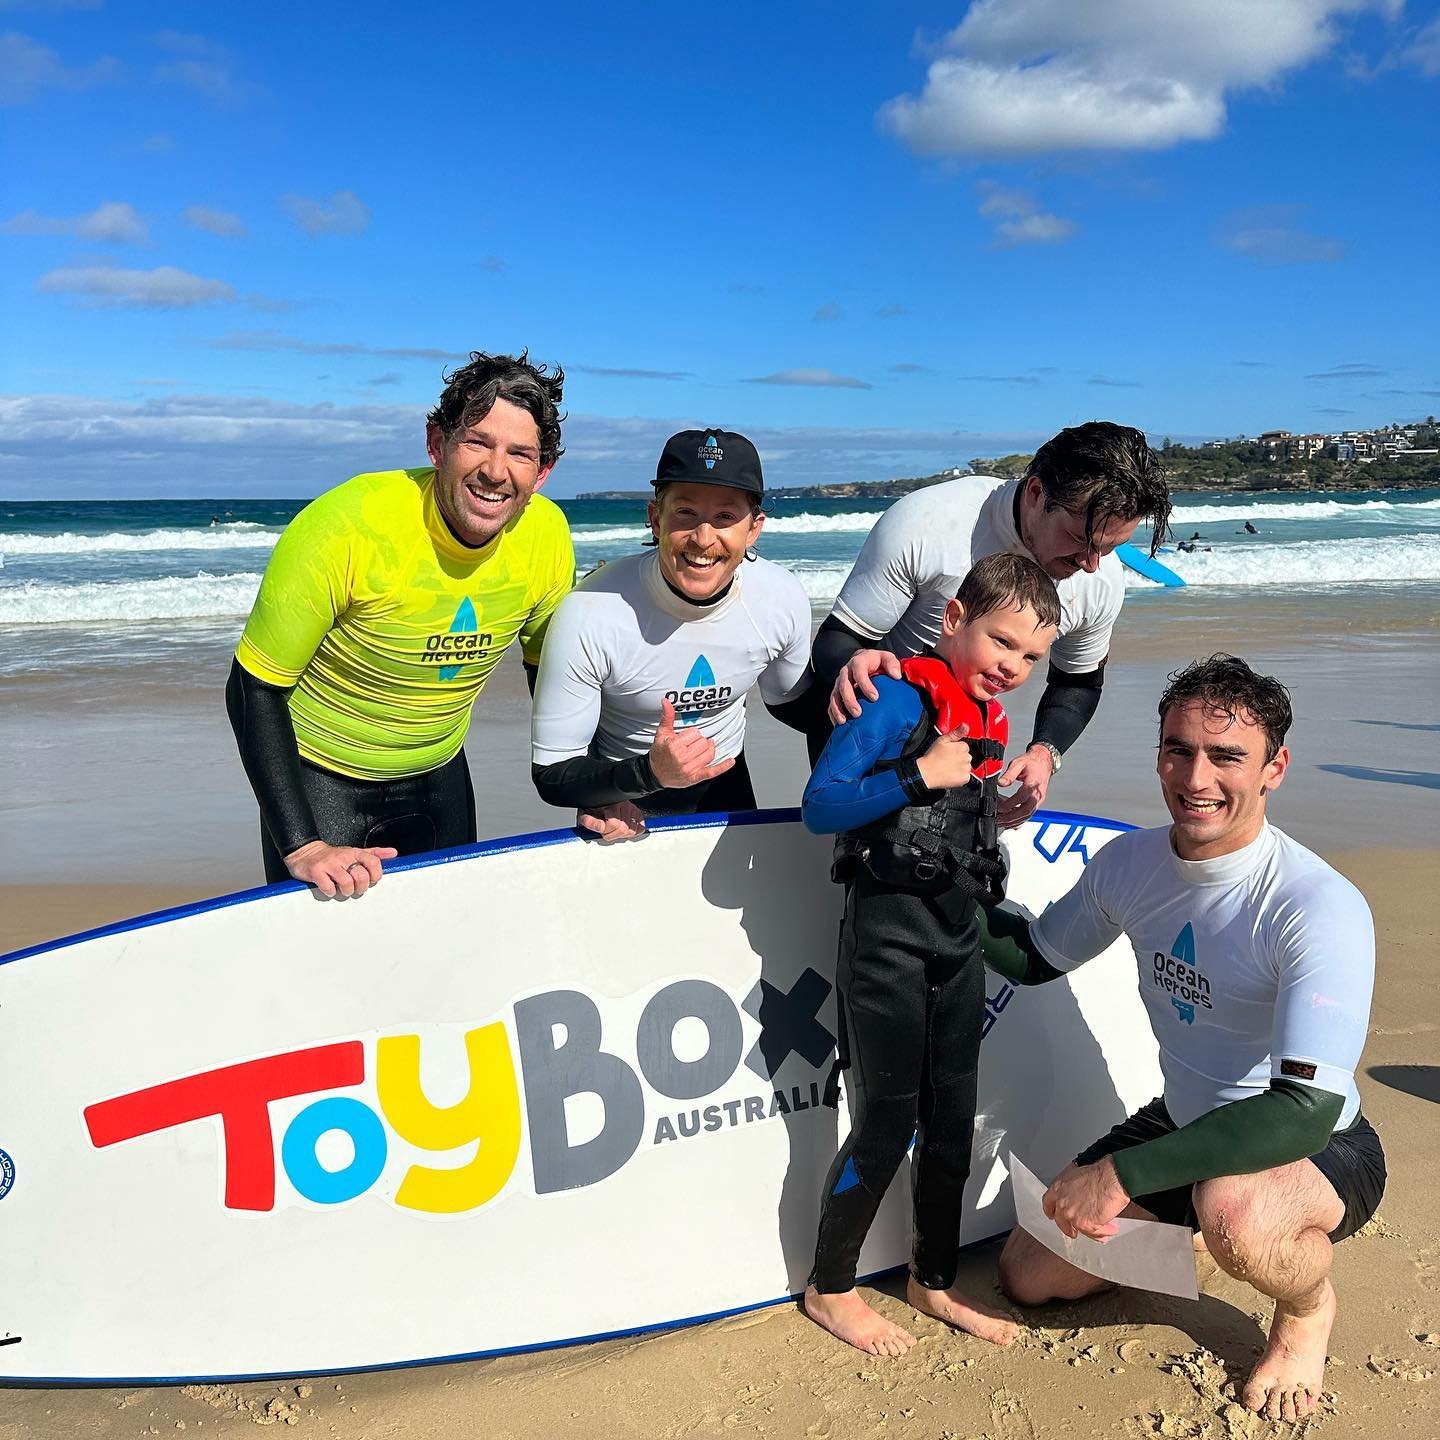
left=1367, top=1064, right=1440, bottom=1105
left=1316, top=764, right=1440, bottom=791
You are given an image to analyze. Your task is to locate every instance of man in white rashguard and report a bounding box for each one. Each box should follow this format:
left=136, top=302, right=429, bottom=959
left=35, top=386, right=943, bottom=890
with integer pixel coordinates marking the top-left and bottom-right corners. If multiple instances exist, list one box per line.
left=816, top=422, right=1171, bottom=825
left=530, top=427, right=816, bottom=839
left=978, top=655, right=1385, bottom=1424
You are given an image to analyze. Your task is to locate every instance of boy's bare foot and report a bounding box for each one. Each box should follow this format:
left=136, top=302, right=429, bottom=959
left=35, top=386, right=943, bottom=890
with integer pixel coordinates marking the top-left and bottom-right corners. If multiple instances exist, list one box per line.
left=906, top=1274, right=1021, bottom=1345
left=803, top=1284, right=916, bottom=1357
left=1241, top=1280, right=1336, bottom=1422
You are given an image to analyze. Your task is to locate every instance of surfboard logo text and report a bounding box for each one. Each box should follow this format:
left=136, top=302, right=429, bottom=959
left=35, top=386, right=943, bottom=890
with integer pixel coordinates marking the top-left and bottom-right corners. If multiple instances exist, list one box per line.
left=81, top=971, right=838, bottom=1217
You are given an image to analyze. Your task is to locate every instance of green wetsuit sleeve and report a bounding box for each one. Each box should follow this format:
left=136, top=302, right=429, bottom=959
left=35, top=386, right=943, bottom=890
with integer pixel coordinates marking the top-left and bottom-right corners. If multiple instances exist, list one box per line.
left=1111, top=1080, right=1347, bottom=1199
left=978, top=905, right=1066, bottom=986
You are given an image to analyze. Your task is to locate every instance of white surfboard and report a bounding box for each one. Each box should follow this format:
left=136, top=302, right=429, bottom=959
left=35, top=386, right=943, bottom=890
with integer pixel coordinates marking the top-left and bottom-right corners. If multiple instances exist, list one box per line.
left=0, top=809, right=1161, bottom=1384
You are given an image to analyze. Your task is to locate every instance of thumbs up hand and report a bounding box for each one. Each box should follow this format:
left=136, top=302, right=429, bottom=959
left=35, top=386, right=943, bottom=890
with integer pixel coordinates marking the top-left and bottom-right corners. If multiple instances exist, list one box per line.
left=649, top=697, right=737, bottom=789
left=916, top=724, right=975, bottom=791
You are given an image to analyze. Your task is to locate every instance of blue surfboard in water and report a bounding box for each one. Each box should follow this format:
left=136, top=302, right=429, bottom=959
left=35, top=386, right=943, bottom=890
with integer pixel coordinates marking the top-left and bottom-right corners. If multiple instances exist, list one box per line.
left=1115, top=542, right=1185, bottom=588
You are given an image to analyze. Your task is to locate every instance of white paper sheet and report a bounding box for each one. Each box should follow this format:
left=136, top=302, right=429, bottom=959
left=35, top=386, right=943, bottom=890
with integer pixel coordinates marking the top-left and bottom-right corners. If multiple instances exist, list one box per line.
left=1009, top=1153, right=1199, bottom=1301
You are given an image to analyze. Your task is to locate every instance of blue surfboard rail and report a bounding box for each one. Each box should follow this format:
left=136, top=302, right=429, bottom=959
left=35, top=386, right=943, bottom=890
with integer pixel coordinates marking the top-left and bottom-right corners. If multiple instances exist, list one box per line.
left=1115, top=542, right=1185, bottom=588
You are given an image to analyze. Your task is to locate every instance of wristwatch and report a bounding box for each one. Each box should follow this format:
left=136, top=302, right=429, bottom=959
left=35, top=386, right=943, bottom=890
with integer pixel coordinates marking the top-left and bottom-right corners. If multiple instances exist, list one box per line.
left=1030, top=739, right=1063, bottom=773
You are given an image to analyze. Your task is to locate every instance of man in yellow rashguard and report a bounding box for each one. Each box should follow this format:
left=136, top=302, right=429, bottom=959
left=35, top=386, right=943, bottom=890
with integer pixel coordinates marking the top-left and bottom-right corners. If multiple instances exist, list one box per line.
left=226, top=351, right=574, bottom=897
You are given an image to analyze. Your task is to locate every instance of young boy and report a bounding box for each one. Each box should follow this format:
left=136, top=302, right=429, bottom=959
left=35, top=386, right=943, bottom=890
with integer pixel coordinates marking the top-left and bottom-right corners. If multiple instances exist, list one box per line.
left=801, top=551, right=1062, bottom=1357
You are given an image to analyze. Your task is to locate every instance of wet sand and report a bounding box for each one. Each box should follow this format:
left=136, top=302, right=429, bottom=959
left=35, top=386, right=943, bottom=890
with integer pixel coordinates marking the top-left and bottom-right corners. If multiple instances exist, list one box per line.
left=1, top=588, right=1437, bottom=889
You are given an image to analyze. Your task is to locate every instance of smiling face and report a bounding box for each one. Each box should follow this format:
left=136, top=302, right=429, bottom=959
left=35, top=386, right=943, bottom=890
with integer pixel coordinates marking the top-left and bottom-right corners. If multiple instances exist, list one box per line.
left=1157, top=699, right=1290, bottom=861
left=937, top=596, right=1057, bottom=704
left=1018, top=475, right=1140, bottom=580
left=427, top=397, right=552, bottom=548
left=648, top=482, right=764, bottom=601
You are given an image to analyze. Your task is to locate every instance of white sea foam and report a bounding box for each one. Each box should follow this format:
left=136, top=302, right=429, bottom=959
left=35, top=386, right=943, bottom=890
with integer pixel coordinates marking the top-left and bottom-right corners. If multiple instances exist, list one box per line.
left=571, top=510, right=885, bottom=545
left=0, top=526, right=280, bottom=556
left=0, top=572, right=264, bottom=625
left=1169, top=497, right=1440, bottom=525
left=764, top=511, right=884, bottom=535
left=1125, top=536, right=1440, bottom=589
left=569, top=524, right=649, bottom=543
left=789, top=566, right=857, bottom=602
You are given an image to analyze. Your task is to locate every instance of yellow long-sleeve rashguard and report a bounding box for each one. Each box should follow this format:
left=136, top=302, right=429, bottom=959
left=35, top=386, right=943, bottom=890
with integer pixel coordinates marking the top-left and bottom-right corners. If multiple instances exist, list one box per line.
left=236, top=468, right=574, bottom=781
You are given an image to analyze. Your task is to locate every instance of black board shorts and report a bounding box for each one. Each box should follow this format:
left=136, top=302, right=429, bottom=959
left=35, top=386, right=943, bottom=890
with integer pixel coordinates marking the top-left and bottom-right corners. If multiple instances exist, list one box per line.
left=1074, top=1096, right=1386, bottom=1243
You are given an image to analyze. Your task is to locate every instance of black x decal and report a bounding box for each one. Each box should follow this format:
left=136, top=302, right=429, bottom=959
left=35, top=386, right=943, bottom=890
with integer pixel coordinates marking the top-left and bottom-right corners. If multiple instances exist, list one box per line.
left=742, top=967, right=835, bottom=1080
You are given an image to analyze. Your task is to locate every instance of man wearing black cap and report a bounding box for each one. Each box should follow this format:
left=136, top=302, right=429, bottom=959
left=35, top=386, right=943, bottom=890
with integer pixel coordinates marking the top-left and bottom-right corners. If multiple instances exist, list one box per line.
left=530, top=427, right=817, bottom=839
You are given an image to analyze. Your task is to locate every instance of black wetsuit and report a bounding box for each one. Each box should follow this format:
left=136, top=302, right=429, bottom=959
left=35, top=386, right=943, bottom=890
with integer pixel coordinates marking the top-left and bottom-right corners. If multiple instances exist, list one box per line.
left=802, top=671, right=1003, bottom=1292
left=227, top=658, right=478, bottom=883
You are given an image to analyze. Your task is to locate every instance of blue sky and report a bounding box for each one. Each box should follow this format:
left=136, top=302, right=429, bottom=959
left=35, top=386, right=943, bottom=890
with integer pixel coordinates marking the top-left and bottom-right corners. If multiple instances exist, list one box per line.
left=2, top=0, right=1437, bottom=498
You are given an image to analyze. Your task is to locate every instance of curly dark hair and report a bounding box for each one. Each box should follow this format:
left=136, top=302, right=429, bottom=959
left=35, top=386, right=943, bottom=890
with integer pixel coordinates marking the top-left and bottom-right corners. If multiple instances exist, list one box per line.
left=1029, top=421, right=1171, bottom=555
left=426, top=351, right=566, bottom=469
left=1158, top=654, right=1293, bottom=762
left=956, top=551, right=1062, bottom=631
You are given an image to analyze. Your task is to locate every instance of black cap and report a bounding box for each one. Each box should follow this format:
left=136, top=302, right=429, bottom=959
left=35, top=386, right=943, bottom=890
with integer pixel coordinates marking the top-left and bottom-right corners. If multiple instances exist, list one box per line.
left=653, top=427, right=764, bottom=501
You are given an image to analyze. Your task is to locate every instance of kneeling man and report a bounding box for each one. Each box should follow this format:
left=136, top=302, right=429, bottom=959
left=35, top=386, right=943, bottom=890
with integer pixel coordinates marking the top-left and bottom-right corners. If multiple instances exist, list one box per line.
left=983, top=655, right=1385, bottom=1422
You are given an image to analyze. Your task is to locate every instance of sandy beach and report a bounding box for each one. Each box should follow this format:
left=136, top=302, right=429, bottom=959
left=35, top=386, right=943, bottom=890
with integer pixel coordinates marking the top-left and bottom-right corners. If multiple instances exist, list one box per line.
left=2, top=591, right=1437, bottom=1439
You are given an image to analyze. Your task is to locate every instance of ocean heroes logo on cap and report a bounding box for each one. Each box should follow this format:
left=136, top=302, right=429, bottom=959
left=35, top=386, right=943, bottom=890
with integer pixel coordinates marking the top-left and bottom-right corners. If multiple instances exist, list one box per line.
left=654, top=427, right=763, bottom=500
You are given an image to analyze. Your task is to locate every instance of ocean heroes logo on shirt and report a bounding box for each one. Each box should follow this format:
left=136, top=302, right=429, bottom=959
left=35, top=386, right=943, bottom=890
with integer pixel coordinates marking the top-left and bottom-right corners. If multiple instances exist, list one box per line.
left=1153, top=922, right=1213, bottom=1025
left=423, top=598, right=494, bottom=681
left=666, top=655, right=732, bottom=725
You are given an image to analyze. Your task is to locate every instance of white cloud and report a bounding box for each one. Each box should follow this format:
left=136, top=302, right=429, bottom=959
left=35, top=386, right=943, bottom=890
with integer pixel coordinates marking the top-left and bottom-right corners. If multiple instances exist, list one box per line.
left=976, top=181, right=1077, bottom=246
left=880, top=0, right=1401, bottom=156
left=1220, top=210, right=1346, bottom=264
left=1404, top=14, right=1440, bottom=75
left=0, top=30, right=119, bottom=104
left=0, top=200, right=147, bottom=243
left=208, top=329, right=456, bottom=361
left=0, top=394, right=1053, bottom=497
left=152, top=32, right=255, bottom=105
left=154, top=58, right=251, bottom=103
left=280, top=190, right=371, bottom=237
left=183, top=204, right=246, bottom=238
left=37, top=262, right=235, bottom=307
left=744, top=368, right=873, bottom=390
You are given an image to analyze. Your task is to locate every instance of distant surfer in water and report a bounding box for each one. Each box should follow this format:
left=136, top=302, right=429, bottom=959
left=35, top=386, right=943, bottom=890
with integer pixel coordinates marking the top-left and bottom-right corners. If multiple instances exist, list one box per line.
left=226, top=351, right=574, bottom=896
left=800, top=552, right=1061, bottom=1356
left=1241, top=520, right=1260, bottom=534
left=982, top=656, right=1384, bottom=1422
left=530, top=428, right=817, bottom=841
left=813, top=423, right=1171, bottom=828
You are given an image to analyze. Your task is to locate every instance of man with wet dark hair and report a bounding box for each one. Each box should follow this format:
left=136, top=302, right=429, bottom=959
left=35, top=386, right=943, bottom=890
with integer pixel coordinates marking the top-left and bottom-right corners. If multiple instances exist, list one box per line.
left=815, top=421, right=1170, bottom=824
left=979, top=655, right=1384, bottom=1423
left=227, top=351, right=574, bottom=897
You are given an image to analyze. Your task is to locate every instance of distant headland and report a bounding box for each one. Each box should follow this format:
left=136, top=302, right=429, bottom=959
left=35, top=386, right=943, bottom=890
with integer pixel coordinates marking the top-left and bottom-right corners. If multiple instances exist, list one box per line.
left=579, top=421, right=1440, bottom=502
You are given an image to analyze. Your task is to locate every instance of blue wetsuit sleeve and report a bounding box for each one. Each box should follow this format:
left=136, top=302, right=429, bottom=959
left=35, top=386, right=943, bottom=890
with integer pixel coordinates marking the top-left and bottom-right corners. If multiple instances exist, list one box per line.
left=802, top=679, right=931, bottom=834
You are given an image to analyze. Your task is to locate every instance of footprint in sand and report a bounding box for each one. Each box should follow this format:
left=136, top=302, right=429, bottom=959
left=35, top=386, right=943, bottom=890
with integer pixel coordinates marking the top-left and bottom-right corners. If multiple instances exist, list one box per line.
left=989, top=1386, right=1039, bottom=1440
left=1118, top=1338, right=1159, bottom=1367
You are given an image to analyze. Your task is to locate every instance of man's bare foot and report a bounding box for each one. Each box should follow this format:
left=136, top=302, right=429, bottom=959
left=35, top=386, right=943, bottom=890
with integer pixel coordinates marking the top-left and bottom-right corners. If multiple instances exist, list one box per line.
left=906, top=1274, right=1021, bottom=1346
left=1241, top=1280, right=1337, bottom=1422
left=803, top=1285, right=916, bottom=1357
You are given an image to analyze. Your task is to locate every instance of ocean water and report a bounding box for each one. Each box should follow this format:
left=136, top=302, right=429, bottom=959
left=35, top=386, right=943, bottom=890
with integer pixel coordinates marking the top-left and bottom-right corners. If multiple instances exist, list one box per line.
left=2, top=488, right=1438, bottom=679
